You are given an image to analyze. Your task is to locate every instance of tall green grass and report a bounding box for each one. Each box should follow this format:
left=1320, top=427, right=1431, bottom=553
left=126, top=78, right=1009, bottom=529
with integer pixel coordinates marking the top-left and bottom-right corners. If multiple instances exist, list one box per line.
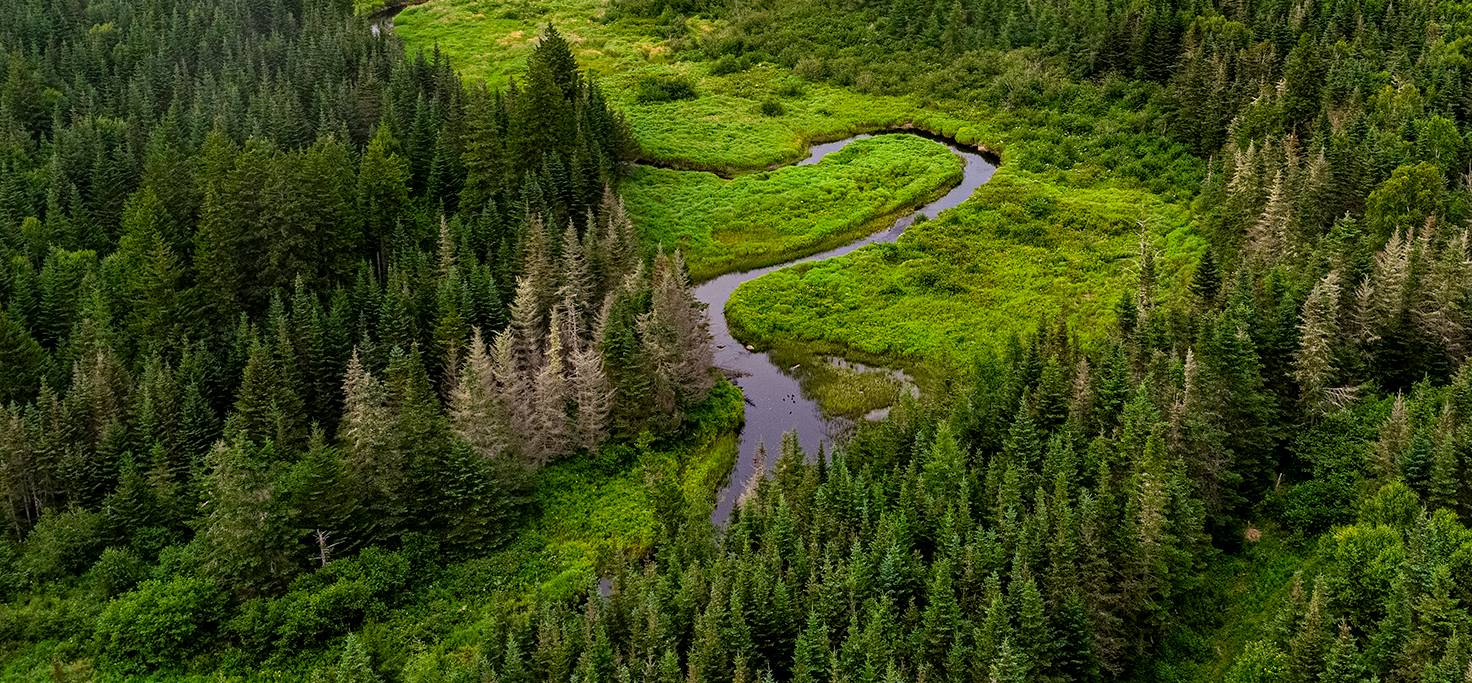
left=1144, top=530, right=1312, bottom=682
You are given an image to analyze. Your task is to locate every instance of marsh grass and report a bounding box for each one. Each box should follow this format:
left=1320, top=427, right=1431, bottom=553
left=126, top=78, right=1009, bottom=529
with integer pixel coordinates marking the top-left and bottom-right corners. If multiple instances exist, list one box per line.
left=808, top=366, right=903, bottom=419
left=624, top=134, right=961, bottom=279
left=725, top=170, right=1202, bottom=363
left=752, top=338, right=948, bottom=422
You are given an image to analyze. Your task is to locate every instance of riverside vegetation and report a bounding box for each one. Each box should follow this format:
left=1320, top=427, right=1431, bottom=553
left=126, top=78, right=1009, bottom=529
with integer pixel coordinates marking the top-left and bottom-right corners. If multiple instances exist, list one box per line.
left=3, top=0, right=1472, bottom=679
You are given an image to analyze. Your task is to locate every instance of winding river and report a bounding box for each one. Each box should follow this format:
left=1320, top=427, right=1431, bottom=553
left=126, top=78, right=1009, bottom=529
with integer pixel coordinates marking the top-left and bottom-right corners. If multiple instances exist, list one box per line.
left=372, top=10, right=998, bottom=527
left=700, top=132, right=998, bottom=524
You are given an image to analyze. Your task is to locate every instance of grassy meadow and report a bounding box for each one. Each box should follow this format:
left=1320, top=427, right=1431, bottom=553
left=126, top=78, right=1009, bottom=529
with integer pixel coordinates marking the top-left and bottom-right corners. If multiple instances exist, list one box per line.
left=392, top=1, right=932, bottom=171
left=623, top=134, right=961, bottom=279
left=725, top=172, right=1202, bottom=364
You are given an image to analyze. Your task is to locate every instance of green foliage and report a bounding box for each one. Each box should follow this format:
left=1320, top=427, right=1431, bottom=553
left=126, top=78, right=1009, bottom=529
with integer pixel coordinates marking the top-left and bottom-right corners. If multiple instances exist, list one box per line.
left=1224, top=640, right=1288, bottom=682
left=8, top=0, right=1472, bottom=673
left=229, top=546, right=414, bottom=656
left=336, top=633, right=381, bottom=682
left=93, top=575, right=225, bottom=673
left=19, top=508, right=104, bottom=585
left=726, top=174, right=1196, bottom=361
left=87, top=547, right=147, bottom=598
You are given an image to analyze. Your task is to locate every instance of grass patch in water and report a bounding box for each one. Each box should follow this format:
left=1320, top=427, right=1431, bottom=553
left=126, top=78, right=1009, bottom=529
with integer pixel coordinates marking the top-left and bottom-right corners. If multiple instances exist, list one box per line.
left=808, top=365, right=904, bottom=420
left=623, top=134, right=961, bottom=279
left=760, top=340, right=923, bottom=421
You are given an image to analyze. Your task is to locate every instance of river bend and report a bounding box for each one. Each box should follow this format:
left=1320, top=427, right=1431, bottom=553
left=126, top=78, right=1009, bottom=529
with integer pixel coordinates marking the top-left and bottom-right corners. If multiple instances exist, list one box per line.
left=699, top=132, right=997, bottom=524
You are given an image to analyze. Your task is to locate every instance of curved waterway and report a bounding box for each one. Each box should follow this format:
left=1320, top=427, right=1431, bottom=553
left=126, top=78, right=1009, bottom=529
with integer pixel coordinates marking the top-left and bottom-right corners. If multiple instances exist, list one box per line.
left=700, top=132, right=998, bottom=525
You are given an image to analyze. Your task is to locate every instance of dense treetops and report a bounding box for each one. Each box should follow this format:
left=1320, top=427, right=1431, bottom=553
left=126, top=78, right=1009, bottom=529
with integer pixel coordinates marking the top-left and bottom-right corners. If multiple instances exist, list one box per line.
left=496, top=0, right=1472, bottom=679
left=0, top=0, right=719, bottom=673
left=4, top=0, right=1472, bottom=676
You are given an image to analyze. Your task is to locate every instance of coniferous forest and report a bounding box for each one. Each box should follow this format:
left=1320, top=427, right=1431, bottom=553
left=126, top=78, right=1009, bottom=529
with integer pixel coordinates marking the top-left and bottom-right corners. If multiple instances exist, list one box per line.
left=4, top=0, right=1472, bottom=678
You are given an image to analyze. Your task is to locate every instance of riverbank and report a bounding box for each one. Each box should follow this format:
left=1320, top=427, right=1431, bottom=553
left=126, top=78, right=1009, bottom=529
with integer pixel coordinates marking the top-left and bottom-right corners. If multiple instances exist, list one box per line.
left=693, top=132, right=997, bottom=524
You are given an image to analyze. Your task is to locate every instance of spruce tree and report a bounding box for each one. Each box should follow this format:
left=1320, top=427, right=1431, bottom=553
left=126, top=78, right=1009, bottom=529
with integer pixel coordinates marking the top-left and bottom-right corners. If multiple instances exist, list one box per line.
left=1294, top=270, right=1347, bottom=416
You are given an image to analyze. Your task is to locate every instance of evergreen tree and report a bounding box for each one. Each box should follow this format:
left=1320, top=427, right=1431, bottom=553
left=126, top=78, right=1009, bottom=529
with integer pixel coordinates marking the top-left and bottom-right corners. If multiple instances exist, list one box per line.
left=336, top=633, right=382, bottom=683
left=197, top=438, right=300, bottom=597
left=1294, top=270, right=1348, bottom=416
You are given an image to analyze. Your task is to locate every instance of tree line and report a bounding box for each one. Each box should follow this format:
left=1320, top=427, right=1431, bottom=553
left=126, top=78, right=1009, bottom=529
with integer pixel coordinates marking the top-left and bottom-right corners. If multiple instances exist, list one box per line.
left=0, top=0, right=718, bottom=671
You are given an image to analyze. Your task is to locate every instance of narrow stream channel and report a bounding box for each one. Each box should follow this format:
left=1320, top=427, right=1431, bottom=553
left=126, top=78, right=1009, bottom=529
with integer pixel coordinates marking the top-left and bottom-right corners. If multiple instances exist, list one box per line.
left=699, top=132, right=998, bottom=525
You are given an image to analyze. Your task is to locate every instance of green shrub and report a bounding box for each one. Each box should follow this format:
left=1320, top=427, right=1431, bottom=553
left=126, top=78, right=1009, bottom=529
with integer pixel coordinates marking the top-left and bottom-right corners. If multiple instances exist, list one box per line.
left=88, top=547, right=146, bottom=597
left=635, top=74, right=696, bottom=103
left=758, top=97, right=785, bottom=116
left=709, top=54, right=746, bottom=76
left=1224, top=641, right=1287, bottom=682
left=776, top=80, right=805, bottom=98
left=1357, top=481, right=1421, bottom=529
left=94, top=576, right=224, bottom=673
left=230, top=547, right=414, bottom=655
left=1276, top=479, right=1356, bottom=535
left=793, top=57, right=827, bottom=81
left=20, top=507, right=104, bottom=584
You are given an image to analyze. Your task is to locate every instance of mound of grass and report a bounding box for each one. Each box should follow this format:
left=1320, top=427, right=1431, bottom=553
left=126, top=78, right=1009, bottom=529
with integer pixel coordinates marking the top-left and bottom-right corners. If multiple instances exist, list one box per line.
left=624, top=134, right=962, bottom=279
left=725, top=171, right=1201, bottom=362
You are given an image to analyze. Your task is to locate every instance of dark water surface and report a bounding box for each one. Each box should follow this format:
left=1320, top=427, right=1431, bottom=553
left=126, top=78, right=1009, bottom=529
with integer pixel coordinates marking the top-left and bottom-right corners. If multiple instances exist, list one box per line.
left=698, top=132, right=998, bottom=525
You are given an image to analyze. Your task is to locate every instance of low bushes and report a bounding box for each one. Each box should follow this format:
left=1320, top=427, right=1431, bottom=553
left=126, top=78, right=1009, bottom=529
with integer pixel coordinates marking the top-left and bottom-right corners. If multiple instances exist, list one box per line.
left=93, top=576, right=225, bottom=673
left=635, top=74, right=697, bottom=103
